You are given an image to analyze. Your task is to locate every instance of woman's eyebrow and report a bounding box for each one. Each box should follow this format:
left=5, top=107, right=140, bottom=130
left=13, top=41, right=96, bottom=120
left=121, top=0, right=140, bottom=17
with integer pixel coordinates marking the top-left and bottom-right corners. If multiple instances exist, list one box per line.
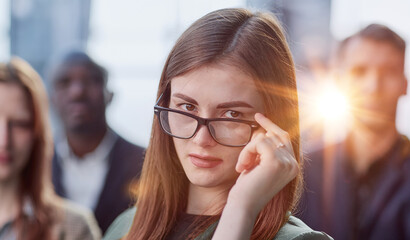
left=216, top=101, right=254, bottom=109
left=172, top=93, right=198, bottom=105
left=172, top=93, right=254, bottom=109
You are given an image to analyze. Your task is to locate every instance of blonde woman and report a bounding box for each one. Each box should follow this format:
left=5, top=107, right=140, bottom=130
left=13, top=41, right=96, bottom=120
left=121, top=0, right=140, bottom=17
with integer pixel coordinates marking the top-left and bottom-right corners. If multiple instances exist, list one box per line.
left=0, top=58, right=101, bottom=240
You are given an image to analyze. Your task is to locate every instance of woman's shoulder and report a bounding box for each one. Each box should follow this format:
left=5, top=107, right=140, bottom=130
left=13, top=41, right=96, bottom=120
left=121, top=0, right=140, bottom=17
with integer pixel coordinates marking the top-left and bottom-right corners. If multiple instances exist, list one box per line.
left=102, top=209, right=333, bottom=240
left=274, top=216, right=333, bottom=240
left=103, top=207, right=136, bottom=240
left=53, top=199, right=102, bottom=240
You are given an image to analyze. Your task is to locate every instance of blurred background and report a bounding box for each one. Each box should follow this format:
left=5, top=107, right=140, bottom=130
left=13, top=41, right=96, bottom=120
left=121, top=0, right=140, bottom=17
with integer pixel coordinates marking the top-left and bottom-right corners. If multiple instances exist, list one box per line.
left=0, top=0, right=409, bottom=150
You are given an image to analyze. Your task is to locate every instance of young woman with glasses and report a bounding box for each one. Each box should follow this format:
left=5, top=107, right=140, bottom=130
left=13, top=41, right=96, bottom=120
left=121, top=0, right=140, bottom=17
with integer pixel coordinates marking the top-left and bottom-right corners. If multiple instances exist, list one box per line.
left=104, top=8, right=332, bottom=240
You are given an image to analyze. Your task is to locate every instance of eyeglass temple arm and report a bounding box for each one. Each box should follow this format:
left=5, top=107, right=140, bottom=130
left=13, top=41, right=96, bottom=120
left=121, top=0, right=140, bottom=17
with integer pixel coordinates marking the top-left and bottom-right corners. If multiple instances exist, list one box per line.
left=155, top=93, right=164, bottom=106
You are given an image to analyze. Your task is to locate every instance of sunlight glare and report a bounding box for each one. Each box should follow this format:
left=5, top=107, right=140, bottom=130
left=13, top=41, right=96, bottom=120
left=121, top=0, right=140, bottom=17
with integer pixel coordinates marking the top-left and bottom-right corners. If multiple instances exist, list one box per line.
left=315, top=85, right=349, bottom=122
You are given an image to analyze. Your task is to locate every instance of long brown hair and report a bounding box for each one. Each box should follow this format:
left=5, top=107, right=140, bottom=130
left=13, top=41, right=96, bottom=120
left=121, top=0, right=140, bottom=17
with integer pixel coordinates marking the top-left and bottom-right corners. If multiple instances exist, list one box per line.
left=0, top=58, right=57, bottom=240
left=128, top=8, right=302, bottom=239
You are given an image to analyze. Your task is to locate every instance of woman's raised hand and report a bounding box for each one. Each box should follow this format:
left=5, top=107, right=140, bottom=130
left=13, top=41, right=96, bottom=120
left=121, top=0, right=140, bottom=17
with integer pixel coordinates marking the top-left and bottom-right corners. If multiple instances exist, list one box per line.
left=212, top=113, right=299, bottom=240
left=230, top=113, right=299, bottom=216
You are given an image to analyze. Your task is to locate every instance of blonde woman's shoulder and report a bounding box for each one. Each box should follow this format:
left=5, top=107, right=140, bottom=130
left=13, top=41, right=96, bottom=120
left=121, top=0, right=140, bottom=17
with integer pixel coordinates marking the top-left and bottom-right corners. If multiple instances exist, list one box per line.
left=52, top=199, right=102, bottom=240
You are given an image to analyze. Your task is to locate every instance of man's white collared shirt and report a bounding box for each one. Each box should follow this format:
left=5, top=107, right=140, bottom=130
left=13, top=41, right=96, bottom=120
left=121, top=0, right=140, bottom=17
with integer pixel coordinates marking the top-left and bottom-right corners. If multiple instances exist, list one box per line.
left=56, top=129, right=118, bottom=210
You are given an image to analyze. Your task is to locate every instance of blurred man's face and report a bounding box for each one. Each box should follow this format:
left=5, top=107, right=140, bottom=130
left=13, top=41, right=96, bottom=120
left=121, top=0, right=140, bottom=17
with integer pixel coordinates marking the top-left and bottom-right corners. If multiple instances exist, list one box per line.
left=52, top=64, right=108, bottom=133
left=339, top=37, right=407, bottom=130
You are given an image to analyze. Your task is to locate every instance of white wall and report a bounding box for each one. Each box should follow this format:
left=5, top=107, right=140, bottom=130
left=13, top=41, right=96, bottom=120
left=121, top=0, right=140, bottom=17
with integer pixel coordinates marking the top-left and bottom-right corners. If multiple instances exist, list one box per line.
left=0, top=0, right=10, bottom=61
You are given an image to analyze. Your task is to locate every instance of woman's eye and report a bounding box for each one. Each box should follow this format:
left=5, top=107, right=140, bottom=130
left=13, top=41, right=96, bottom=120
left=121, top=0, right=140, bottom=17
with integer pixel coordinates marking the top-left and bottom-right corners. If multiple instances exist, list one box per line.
left=225, top=110, right=241, bottom=118
left=10, top=120, right=33, bottom=130
left=181, top=104, right=196, bottom=111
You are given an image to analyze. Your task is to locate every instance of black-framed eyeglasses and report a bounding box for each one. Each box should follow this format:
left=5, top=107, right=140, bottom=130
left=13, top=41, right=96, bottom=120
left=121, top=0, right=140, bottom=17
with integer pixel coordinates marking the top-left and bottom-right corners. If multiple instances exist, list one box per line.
left=154, top=94, right=259, bottom=147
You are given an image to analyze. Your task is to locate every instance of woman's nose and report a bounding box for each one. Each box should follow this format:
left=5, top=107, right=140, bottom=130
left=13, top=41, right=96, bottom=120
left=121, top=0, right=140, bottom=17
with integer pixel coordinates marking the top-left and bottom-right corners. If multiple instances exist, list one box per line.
left=0, top=120, right=10, bottom=150
left=192, top=124, right=217, bottom=147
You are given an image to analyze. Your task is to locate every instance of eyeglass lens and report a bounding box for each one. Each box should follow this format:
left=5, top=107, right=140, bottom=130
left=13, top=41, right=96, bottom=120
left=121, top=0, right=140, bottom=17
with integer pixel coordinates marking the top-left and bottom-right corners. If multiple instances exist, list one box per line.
left=159, top=110, right=252, bottom=146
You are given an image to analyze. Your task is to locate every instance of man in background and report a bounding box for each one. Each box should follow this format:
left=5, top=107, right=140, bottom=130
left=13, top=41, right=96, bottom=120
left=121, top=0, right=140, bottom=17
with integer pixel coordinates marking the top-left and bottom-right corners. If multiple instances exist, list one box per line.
left=298, top=24, right=410, bottom=239
left=50, top=51, right=144, bottom=233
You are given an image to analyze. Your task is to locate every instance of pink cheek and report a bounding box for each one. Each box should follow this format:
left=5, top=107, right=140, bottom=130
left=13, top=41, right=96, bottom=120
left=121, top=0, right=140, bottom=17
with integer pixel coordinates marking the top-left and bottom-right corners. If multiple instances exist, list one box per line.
left=13, top=134, right=34, bottom=151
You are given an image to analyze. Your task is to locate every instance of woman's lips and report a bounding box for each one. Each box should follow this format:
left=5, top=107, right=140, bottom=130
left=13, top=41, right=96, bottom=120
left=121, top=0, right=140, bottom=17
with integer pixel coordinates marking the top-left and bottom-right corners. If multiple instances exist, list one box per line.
left=0, top=154, right=11, bottom=164
left=189, top=154, right=222, bottom=168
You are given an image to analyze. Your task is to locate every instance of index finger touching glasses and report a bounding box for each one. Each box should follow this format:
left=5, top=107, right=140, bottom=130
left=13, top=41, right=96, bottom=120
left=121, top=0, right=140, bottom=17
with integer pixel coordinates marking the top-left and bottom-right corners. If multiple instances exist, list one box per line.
left=255, top=113, right=290, bottom=141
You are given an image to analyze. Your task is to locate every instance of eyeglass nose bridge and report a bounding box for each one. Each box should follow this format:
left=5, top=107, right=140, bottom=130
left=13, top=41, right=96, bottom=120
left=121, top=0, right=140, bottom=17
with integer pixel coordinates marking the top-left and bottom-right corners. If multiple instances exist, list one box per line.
left=190, top=116, right=217, bottom=140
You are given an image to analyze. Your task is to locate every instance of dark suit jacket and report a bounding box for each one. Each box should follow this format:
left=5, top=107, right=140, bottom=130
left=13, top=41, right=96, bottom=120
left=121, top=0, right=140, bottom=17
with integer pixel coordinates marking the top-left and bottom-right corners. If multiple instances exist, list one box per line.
left=297, top=135, right=410, bottom=240
left=52, top=135, right=145, bottom=234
